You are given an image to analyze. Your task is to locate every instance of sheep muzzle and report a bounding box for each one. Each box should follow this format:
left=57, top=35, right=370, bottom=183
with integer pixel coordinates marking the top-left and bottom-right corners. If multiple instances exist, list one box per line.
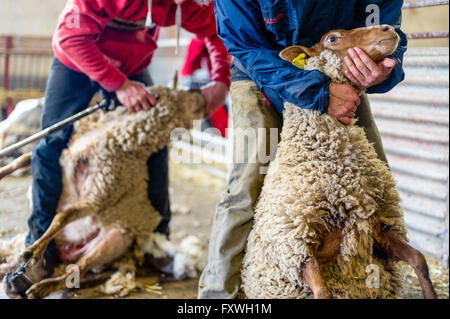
left=280, top=25, right=400, bottom=65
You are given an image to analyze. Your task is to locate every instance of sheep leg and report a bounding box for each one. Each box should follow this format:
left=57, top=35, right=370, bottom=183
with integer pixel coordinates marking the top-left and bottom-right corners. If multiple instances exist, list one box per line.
left=0, top=133, right=6, bottom=149
left=302, top=257, right=333, bottom=299
left=26, top=228, right=132, bottom=299
left=0, top=152, right=31, bottom=181
left=373, top=225, right=437, bottom=299
left=22, top=204, right=84, bottom=266
left=315, top=228, right=344, bottom=264
left=24, top=268, right=74, bottom=299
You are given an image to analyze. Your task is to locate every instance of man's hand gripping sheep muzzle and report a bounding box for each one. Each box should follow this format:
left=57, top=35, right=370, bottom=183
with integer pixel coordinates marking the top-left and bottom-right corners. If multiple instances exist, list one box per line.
left=280, top=25, right=400, bottom=125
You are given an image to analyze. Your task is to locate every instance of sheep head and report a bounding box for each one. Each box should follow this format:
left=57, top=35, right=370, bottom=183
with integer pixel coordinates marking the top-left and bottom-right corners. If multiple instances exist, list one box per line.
left=280, top=25, right=399, bottom=72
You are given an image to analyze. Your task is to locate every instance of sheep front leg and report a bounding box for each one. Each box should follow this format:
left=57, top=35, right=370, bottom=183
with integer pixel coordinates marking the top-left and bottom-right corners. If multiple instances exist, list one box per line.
left=373, top=224, right=437, bottom=299
left=0, top=152, right=31, bottom=181
left=302, top=257, right=333, bottom=299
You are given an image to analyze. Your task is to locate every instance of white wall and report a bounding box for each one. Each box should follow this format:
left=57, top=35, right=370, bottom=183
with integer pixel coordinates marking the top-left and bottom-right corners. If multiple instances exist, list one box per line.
left=0, top=0, right=66, bottom=36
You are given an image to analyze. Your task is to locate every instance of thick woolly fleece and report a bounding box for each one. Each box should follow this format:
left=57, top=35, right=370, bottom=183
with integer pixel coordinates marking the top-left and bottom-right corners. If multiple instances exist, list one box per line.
left=241, top=50, right=408, bottom=299
left=55, top=87, right=205, bottom=263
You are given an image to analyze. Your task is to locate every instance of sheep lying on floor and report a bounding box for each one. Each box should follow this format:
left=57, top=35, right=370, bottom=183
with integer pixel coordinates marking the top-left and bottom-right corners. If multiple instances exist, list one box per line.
left=0, top=87, right=206, bottom=299
left=241, top=25, right=437, bottom=299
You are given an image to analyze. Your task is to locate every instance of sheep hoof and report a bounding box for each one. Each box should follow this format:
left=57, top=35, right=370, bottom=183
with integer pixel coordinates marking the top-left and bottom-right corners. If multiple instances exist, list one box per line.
left=26, top=284, right=44, bottom=299
left=26, top=280, right=58, bottom=299
left=21, top=250, right=40, bottom=267
left=22, top=250, right=32, bottom=261
left=145, top=255, right=175, bottom=277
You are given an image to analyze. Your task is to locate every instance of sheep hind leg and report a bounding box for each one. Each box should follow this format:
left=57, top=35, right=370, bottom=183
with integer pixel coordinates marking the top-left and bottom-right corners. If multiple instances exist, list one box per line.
left=373, top=224, right=437, bottom=299
left=26, top=228, right=132, bottom=299
left=302, top=256, right=333, bottom=299
left=22, top=204, right=85, bottom=266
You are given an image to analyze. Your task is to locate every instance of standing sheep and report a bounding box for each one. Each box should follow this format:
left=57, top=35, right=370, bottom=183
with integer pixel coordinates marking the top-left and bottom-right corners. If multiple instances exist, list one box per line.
left=1, top=87, right=206, bottom=299
left=241, top=26, right=437, bottom=299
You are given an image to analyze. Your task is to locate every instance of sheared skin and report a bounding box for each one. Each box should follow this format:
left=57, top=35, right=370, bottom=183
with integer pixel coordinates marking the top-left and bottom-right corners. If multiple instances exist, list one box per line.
left=3, top=87, right=205, bottom=299
left=242, top=26, right=436, bottom=299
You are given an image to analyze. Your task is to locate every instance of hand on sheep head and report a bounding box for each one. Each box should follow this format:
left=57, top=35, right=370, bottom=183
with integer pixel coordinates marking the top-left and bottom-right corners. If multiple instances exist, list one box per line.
left=344, top=47, right=396, bottom=90
left=201, top=81, right=229, bottom=117
left=328, top=83, right=361, bottom=125
left=116, top=79, right=157, bottom=113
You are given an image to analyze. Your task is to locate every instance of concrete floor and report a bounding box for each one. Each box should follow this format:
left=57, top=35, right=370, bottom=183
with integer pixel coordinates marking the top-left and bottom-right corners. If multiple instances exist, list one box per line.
left=0, top=163, right=448, bottom=299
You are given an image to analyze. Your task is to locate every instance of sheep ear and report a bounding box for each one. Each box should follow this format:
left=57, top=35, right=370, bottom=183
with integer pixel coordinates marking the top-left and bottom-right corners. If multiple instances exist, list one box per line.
left=279, top=45, right=321, bottom=62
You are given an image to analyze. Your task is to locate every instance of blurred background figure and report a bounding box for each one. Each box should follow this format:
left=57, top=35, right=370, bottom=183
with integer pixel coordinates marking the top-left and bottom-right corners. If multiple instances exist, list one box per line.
left=179, top=36, right=231, bottom=137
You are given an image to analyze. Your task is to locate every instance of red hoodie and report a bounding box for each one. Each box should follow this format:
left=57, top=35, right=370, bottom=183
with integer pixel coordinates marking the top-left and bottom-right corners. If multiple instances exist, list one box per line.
left=53, top=0, right=230, bottom=92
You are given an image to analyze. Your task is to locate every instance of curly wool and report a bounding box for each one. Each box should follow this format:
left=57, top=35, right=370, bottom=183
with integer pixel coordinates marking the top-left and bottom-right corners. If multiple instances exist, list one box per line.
left=241, top=51, right=407, bottom=299
left=304, top=50, right=350, bottom=85
left=56, top=87, right=205, bottom=251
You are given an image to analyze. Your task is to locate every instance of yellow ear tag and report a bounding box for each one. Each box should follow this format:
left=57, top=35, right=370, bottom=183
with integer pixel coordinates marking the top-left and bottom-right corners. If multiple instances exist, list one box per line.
left=292, top=53, right=307, bottom=69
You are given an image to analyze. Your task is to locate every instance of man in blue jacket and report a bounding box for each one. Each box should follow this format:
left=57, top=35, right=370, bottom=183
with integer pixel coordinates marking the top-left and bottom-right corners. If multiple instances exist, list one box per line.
left=199, top=0, right=407, bottom=299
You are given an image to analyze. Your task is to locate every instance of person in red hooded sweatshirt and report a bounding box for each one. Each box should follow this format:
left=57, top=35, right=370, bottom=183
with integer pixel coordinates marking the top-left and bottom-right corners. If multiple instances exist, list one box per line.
left=5, top=0, right=230, bottom=296
left=180, top=36, right=232, bottom=137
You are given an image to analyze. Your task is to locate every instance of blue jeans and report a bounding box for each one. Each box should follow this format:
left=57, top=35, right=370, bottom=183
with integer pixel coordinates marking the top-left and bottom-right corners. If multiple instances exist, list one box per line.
left=27, top=58, right=171, bottom=261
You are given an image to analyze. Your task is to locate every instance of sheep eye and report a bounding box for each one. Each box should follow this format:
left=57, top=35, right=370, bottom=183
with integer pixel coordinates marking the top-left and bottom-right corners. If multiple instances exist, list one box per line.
left=328, top=36, right=337, bottom=43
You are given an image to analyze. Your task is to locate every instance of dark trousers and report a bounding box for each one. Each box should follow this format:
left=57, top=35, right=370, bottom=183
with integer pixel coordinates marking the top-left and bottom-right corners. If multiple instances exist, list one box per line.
left=26, top=58, right=171, bottom=261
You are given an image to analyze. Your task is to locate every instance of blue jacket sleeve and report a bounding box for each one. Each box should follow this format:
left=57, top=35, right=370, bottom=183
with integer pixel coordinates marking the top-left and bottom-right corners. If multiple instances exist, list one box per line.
left=214, top=0, right=332, bottom=114
left=354, top=0, right=407, bottom=94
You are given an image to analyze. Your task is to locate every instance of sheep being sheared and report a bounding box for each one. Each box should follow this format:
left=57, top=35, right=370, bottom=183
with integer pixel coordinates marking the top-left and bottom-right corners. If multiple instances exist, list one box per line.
left=0, top=87, right=206, bottom=299
left=241, top=25, right=437, bottom=299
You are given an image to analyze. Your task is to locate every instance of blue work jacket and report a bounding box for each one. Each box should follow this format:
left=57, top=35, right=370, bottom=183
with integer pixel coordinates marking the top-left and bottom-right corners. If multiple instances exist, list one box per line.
left=214, top=0, right=407, bottom=113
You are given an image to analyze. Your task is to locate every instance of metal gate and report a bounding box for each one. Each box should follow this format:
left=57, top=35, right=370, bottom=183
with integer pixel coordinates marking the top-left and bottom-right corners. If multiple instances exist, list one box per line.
left=0, top=36, right=53, bottom=117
